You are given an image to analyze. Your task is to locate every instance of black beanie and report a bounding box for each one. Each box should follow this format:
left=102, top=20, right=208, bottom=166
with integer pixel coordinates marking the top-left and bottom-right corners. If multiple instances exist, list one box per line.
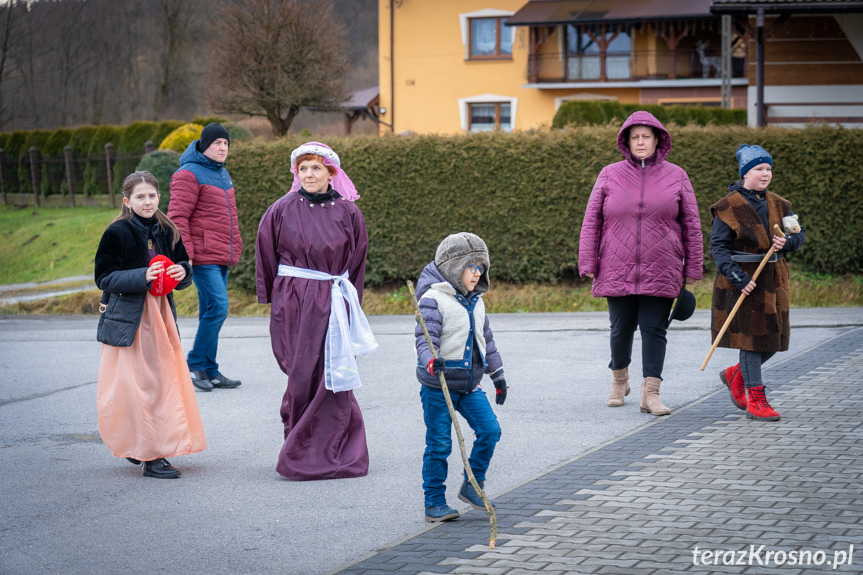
left=198, top=123, right=230, bottom=154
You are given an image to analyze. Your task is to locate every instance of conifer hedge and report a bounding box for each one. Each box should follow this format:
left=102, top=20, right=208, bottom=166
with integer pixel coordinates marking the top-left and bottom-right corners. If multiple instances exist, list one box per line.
left=18, top=130, right=52, bottom=197
left=225, top=123, right=254, bottom=143
left=136, top=149, right=180, bottom=212
left=84, top=125, right=124, bottom=196
left=552, top=100, right=747, bottom=128
left=67, top=126, right=99, bottom=155
left=150, top=120, right=186, bottom=149
left=192, top=115, right=227, bottom=127
left=228, top=125, right=863, bottom=292
left=39, top=128, right=73, bottom=197
left=0, top=120, right=249, bottom=201
left=62, top=126, right=100, bottom=196
left=113, top=121, right=160, bottom=193
left=2, top=131, right=29, bottom=195
left=159, top=123, right=204, bottom=153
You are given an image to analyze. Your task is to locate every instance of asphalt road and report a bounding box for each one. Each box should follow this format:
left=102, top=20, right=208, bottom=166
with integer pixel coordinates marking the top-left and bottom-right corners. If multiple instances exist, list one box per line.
left=1, top=308, right=861, bottom=575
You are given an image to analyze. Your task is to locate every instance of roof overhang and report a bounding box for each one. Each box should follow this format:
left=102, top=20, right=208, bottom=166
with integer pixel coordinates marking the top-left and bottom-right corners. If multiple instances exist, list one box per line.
left=710, top=0, right=863, bottom=15
left=344, top=86, right=380, bottom=111
left=506, top=0, right=715, bottom=27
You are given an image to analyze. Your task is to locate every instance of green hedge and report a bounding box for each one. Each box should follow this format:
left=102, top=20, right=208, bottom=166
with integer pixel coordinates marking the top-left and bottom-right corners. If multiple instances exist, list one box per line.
left=136, top=149, right=180, bottom=212
left=150, top=120, right=186, bottom=149
left=40, top=128, right=73, bottom=197
left=552, top=100, right=746, bottom=129
left=63, top=126, right=101, bottom=196
left=2, top=131, right=30, bottom=195
left=68, top=126, right=100, bottom=155
left=228, top=125, right=863, bottom=293
left=84, top=125, right=124, bottom=196
left=225, top=123, right=254, bottom=143
left=159, top=123, right=204, bottom=153
left=114, top=121, right=160, bottom=193
left=192, top=115, right=227, bottom=127
left=0, top=120, right=257, bottom=200
left=18, top=130, right=53, bottom=197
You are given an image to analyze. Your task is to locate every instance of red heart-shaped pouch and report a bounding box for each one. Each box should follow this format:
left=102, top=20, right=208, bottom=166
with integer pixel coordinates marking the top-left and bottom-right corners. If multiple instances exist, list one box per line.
left=149, top=255, right=179, bottom=296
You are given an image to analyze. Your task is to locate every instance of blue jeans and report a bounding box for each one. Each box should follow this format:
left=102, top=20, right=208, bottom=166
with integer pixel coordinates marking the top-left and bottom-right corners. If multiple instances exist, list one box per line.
left=420, top=385, right=501, bottom=508
left=187, top=265, right=229, bottom=377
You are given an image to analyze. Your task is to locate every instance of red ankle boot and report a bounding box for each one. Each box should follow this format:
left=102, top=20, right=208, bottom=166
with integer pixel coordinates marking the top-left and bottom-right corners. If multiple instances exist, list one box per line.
left=720, top=363, right=747, bottom=410
left=746, top=386, right=780, bottom=421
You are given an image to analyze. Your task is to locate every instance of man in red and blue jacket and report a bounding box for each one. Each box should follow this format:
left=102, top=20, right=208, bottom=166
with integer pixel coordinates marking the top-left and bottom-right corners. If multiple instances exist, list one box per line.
left=168, top=123, right=243, bottom=392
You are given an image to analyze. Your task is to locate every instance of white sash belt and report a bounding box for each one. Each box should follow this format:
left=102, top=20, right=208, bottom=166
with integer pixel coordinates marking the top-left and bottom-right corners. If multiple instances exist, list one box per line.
left=278, top=264, right=378, bottom=392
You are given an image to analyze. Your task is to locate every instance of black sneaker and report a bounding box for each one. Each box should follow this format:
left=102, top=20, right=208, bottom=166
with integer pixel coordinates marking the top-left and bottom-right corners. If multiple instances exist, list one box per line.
left=126, top=457, right=141, bottom=465
left=142, top=458, right=181, bottom=479
left=190, top=371, right=214, bottom=392
left=210, top=373, right=242, bottom=389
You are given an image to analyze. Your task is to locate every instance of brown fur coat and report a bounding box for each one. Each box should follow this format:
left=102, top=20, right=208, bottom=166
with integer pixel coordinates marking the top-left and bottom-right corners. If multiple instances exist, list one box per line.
left=710, top=191, right=792, bottom=352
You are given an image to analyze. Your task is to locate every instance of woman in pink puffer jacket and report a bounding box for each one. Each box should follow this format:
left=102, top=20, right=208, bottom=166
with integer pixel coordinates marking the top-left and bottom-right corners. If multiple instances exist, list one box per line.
left=579, top=111, right=703, bottom=416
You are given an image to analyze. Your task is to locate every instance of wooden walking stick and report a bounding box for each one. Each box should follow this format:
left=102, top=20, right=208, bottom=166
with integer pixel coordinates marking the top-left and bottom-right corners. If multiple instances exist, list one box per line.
left=407, top=280, right=498, bottom=549
left=701, top=224, right=785, bottom=370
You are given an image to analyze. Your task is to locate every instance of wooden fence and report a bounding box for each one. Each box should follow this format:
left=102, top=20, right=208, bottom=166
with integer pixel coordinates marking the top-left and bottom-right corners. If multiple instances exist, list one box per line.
left=0, top=142, right=154, bottom=208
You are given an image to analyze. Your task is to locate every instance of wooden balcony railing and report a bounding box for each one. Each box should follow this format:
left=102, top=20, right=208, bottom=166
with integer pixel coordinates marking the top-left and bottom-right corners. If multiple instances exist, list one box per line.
left=527, top=50, right=746, bottom=84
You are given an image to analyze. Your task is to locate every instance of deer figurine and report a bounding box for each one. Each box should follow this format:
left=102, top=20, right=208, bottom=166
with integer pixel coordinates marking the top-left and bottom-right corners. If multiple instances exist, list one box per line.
left=695, top=40, right=722, bottom=78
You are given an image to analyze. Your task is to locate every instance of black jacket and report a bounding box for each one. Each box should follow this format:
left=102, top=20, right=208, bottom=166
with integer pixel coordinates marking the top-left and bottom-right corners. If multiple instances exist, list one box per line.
left=95, top=215, right=192, bottom=346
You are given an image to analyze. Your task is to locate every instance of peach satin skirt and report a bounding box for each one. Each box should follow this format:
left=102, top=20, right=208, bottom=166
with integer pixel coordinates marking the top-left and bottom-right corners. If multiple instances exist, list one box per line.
left=97, top=293, right=207, bottom=461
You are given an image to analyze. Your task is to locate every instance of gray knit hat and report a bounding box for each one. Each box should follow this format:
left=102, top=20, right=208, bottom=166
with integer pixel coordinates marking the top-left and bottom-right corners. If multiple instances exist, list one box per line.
left=434, top=232, right=490, bottom=296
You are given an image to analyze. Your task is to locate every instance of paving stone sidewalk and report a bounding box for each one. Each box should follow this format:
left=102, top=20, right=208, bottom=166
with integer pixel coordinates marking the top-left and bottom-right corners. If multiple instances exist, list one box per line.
left=333, top=326, right=863, bottom=575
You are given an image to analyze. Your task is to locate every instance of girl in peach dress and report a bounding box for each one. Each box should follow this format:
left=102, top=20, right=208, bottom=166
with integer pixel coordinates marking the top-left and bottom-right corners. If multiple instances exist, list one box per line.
left=95, top=171, right=206, bottom=478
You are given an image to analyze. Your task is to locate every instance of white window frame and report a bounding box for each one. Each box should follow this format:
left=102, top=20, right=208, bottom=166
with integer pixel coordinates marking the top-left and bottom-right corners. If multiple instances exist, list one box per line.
left=458, top=94, right=518, bottom=132
left=459, top=9, right=515, bottom=60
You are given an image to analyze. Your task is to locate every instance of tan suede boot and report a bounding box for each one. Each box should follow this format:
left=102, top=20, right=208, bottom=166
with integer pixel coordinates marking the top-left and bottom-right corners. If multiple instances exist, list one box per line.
left=607, top=368, right=630, bottom=407
left=640, top=377, right=671, bottom=416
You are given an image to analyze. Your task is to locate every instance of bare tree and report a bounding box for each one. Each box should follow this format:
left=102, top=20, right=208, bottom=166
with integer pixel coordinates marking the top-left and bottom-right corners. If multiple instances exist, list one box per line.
left=209, top=0, right=349, bottom=136
left=0, top=1, right=22, bottom=129
left=50, top=0, right=89, bottom=126
left=154, top=0, right=202, bottom=119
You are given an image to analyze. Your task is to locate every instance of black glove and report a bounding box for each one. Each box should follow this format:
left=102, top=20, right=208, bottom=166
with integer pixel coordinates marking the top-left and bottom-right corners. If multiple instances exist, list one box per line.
left=493, top=378, right=508, bottom=406
left=427, top=358, right=446, bottom=376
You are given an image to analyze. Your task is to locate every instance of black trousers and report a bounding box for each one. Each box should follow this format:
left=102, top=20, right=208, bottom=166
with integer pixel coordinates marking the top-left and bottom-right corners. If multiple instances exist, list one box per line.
left=607, top=295, right=674, bottom=380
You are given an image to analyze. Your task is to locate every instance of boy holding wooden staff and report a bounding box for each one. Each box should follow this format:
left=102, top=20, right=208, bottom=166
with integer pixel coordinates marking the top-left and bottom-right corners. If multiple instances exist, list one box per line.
left=709, top=144, right=805, bottom=421
left=413, top=232, right=508, bottom=522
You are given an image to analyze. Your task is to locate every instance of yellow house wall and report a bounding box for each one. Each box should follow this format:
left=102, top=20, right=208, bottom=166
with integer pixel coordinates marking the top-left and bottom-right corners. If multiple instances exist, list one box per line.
left=377, top=2, right=674, bottom=135
left=379, top=0, right=570, bottom=134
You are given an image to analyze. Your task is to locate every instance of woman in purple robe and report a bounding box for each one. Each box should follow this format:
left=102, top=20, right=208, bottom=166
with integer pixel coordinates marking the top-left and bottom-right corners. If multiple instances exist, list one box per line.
left=256, top=142, right=375, bottom=480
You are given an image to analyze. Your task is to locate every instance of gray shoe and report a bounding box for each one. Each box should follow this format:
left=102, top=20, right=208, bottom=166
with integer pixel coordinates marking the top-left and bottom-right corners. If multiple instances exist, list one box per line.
left=190, top=371, right=214, bottom=392
left=210, top=373, right=241, bottom=389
